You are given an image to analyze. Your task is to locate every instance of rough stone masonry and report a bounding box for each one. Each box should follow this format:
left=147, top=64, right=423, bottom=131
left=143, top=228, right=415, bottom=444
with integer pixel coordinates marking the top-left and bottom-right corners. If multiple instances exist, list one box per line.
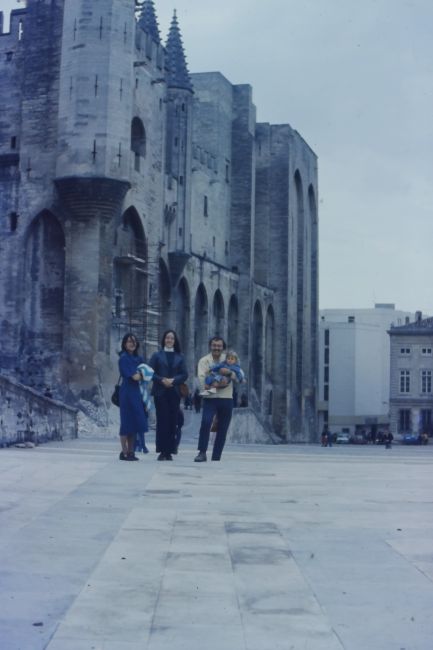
left=0, top=0, right=319, bottom=441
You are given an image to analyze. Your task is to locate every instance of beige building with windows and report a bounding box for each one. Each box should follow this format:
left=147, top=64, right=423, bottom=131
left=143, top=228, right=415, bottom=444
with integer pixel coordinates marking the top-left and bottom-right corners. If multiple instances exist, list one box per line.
left=388, top=313, right=433, bottom=436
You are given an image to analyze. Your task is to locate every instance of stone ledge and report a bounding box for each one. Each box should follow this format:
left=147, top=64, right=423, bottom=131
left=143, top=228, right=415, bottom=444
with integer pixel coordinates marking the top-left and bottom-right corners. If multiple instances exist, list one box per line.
left=0, top=374, right=78, bottom=446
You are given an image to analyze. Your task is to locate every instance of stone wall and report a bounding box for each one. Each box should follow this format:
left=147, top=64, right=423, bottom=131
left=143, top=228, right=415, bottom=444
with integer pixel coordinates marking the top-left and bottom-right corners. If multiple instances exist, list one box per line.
left=190, top=72, right=233, bottom=266
left=227, top=407, right=277, bottom=445
left=0, top=375, right=78, bottom=446
left=0, top=1, right=319, bottom=442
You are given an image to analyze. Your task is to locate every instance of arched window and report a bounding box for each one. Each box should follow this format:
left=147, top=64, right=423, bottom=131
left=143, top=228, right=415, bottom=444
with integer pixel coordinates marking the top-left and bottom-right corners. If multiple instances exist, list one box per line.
left=131, top=117, right=146, bottom=171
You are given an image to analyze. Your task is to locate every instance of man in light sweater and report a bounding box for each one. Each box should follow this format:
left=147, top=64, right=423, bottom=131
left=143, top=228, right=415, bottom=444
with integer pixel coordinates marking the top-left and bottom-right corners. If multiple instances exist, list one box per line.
left=194, top=337, right=235, bottom=462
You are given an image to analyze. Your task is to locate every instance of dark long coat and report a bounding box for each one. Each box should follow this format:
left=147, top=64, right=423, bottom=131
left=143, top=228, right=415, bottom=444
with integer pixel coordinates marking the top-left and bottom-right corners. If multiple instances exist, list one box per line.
left=118, top=352, right=148, bottom=436
left=149, top=350, right=188, bottom=453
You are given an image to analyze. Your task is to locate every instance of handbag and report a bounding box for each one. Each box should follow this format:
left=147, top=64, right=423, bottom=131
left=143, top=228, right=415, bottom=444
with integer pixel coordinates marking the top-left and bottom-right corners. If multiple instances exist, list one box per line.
left=111, top=376, right=121, bottom=407
left=179, top=383, right=189, bottom=399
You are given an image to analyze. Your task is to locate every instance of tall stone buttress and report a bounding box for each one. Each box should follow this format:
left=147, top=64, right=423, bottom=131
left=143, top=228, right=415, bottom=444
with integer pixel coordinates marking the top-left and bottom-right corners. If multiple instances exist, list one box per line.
left=55, top=0, right=134, bottom=401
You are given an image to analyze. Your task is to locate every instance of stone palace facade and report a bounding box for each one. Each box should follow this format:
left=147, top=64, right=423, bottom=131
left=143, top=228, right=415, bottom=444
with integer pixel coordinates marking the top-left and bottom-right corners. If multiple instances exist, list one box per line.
left=0, top=0, right=319, bottom=441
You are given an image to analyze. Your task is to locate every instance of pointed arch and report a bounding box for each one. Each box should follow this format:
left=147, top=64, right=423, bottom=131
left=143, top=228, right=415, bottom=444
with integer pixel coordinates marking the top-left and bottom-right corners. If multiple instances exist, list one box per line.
left=308, top=184, right=318, bottom=383
left=252, top=300, right=264, bottom=397
left=22, top=210, right=65, bottom=387
left=23, top=210, right=65, bottom=340
left=194, top=283, right=208, bottom=360
left=212, top=289, right=225, bottom=337
left=227, top=294, right=239, bottom=350
left=176, top=277, right=190, bottom=355
left=265, top=305, right=275, bottom=379
left=158, top=258, right=171, bottom=335
left=294, top=170, right=305, bottom=401
left=118, top=206, right=147, bottom=260
left=113, top=207, right=148, bottom=333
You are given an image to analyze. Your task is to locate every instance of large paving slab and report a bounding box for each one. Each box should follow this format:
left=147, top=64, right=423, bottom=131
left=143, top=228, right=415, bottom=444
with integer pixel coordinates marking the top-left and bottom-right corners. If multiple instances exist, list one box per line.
left=1, top=424, right=432, bottom=650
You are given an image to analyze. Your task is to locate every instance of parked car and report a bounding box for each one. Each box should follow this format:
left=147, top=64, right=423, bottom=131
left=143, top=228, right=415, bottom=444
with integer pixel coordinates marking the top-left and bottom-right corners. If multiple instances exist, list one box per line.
left=402, top=432, right=422, bottom=445
left=350, top=433, right=368, bottom=445
left=336, top=432, right=350, bottom=444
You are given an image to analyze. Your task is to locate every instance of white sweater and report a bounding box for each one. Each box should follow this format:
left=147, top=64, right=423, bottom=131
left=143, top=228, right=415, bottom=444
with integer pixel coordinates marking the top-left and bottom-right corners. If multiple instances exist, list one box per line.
left=197, top=353, right=234, bottom=399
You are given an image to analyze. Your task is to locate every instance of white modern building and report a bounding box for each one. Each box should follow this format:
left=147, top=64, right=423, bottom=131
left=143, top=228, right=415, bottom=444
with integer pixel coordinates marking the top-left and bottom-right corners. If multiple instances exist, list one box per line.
left=318, top=304, right=414, bottom=436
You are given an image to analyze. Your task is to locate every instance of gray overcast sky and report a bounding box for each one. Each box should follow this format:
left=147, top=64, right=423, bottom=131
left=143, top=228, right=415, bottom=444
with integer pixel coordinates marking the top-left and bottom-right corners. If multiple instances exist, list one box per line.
left=3, top=0, right=432, bottom=314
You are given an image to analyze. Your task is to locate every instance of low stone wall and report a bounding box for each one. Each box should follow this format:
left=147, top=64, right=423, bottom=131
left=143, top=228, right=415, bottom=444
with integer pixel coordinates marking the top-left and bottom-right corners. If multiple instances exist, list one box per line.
left=0, top=375, right=78, bottom=446
left=227, top=407, right=278, bottom=444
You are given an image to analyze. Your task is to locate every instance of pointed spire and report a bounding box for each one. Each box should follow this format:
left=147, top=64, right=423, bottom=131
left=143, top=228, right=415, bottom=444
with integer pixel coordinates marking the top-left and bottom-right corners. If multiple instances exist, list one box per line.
left=165, top=10, right=193, bottom=92
left=138, top=0, right=161, bottom=44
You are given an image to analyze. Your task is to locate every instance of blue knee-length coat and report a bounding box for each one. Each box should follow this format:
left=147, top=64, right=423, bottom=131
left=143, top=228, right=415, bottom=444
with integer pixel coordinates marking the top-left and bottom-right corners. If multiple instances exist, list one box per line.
left=118, top=352, right=148, bottom=435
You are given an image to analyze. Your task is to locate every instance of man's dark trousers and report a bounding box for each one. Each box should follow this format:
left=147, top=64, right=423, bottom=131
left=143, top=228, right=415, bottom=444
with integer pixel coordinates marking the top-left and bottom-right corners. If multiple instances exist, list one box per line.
left=198, top=398, right=233, bottom=460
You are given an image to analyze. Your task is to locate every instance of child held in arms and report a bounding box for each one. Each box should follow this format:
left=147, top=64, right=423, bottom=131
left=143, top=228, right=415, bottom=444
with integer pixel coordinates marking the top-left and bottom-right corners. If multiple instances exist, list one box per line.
left=201, top=350, right=245, bottom=396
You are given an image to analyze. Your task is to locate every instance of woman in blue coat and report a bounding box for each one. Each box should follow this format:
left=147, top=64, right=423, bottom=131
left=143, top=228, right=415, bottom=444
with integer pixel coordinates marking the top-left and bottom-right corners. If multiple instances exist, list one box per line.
left=118, top=333, right=148, bottom=461
left=149, top=330, right=188, bottom=460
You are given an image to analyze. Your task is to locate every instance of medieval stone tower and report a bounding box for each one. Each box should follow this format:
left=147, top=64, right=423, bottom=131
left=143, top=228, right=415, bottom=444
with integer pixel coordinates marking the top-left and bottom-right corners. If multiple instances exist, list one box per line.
left=0, top=0, right=319, bottom=441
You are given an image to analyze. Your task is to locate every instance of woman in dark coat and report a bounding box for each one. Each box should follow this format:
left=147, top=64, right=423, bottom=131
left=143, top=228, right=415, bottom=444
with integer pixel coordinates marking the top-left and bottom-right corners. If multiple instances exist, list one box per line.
left=118, top=333, right=148, bottom=461
left=149, top=330, right=188, bottom=460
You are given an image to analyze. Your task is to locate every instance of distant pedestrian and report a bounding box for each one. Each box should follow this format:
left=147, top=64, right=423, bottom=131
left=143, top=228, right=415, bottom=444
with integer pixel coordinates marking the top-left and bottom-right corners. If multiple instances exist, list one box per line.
left=384, top=431, right=393, bottom=449
left=321, top=426, right=329, bottom=447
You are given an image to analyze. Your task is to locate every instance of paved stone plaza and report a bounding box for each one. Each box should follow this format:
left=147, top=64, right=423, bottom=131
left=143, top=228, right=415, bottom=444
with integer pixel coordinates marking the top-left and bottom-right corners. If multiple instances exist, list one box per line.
left=1, top=416, right=433, bottom=649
